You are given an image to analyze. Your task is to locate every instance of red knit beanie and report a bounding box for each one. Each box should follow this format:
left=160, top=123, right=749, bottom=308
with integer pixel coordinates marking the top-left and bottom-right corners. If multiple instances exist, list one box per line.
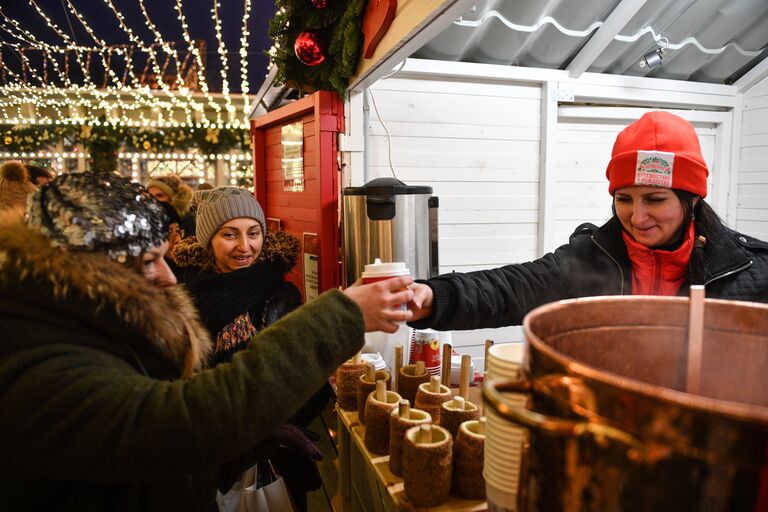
left=606, top=111, right=708, bottom=198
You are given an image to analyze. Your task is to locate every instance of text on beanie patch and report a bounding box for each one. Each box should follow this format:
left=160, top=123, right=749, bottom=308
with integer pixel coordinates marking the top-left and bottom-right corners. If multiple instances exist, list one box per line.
left=635, top=150, right=674, bottom=188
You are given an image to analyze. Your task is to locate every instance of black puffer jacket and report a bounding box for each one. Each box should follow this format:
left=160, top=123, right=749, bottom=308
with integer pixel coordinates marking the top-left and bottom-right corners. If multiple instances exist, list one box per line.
left=411, top=217, right=768, bottom=332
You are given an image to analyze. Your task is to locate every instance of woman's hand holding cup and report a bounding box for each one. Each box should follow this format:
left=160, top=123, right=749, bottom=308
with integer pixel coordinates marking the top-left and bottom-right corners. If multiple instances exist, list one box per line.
left=343, top=276, right=414, bottom=333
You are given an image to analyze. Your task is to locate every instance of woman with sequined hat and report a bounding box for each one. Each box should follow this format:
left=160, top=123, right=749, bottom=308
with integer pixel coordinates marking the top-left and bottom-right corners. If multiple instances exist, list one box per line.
left=170, top=186, right=326, bottom=511
left=408, top=111, right=768, bottom=332
left=0, top=172, right=414, bottom=510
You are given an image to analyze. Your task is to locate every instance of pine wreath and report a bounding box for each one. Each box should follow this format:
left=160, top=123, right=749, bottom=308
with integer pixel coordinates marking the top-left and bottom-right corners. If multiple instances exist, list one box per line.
left=268, top=0, right=367, bottom=98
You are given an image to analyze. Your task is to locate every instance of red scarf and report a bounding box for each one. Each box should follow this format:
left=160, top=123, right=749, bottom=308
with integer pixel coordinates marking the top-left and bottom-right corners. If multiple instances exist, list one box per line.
left=622, top=223, right=694, bottom=296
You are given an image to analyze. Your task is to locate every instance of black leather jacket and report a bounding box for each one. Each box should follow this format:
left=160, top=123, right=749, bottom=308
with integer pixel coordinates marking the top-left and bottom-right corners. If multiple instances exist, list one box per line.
left=411, top=217, right=768, bottom=332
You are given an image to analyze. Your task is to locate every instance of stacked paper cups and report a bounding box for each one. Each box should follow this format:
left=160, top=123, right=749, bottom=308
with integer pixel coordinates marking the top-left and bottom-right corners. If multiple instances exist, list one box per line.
left=484, top=343, right=525, bottom=511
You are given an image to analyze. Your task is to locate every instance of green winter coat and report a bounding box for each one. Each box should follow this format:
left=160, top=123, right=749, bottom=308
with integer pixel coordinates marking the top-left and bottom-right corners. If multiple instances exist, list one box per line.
left=0, top=212, right=364, bottom=511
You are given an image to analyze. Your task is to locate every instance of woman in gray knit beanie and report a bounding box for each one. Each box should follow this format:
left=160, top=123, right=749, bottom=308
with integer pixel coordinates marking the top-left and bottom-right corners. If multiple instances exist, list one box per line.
left=171, top=186, right=332, bottom=508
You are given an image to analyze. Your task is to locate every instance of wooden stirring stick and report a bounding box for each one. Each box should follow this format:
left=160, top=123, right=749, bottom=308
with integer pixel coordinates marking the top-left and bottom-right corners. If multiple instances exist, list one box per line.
left=365, top=364, right=375, bottom=382
left=376, top=380, right=387, bottom=402
left=429, top=375, right=441, bottom=393
left=459, top=354, right=472, bottom=400
left=419, top=424, right=432, bottom=444
left=481, top=340, right=494, bottom=415
left=351, top=351, right=361, bottom=365
left=452, top=396, right=465, bottom=411
left=416, top=360, right=426, bottom=376
left=394, top=344, right=403, bottom=393
left=441, top=342, right=452, bottom=386
left=686, top=285, right=705, bottom=395
left=399, top=399, right=410, bottom=419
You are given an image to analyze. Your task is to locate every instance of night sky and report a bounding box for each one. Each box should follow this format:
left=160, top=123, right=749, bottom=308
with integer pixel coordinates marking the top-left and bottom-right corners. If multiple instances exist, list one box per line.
left=0, top=0, right=278, bottom=93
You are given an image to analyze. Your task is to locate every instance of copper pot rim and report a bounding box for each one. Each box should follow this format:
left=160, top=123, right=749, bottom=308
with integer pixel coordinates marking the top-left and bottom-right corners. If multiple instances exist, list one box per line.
left=522, top=295, right=768, bottom=425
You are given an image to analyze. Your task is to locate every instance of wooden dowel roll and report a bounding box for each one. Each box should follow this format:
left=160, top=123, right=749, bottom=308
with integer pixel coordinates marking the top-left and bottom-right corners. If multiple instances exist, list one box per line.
left=336, top=362, right=368, bottom=411
left=451, top=420, right=486, bottom=500
left=388, top=406, right=432, bottom=477
left=363, top=390, right=402, bottom=454
left=414, top=379, right=452, bottom=425
left=397, top=363, right=430, bottom=406
left=441, top=343, right=452, bottom=386
left=403, top=424, right=453, bottom=508
left=356, top=370, right=391, bottom=425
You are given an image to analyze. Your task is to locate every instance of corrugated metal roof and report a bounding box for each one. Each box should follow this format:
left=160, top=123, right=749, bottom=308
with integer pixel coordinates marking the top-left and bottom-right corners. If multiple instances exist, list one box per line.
left=412, top=0, right=768, bottom=84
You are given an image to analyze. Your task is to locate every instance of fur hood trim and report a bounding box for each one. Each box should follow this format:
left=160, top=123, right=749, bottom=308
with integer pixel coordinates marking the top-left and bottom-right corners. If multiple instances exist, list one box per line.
left=171, top=229, right=300, bottom=272
left=0, top=211, right=211, bottom=378
left=1, top=161, right=29, bottom=181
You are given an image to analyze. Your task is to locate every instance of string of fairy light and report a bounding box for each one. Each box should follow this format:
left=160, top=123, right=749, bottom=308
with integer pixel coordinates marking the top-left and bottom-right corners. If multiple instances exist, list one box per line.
left=0, top=3, right=181, bottom=127
left=0, top=0, right=257, bottom=130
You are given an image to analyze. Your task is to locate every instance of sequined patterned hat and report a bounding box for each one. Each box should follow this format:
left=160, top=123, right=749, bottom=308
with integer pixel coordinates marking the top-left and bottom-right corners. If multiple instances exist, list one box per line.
left=27, top=172, right=169, bottom=261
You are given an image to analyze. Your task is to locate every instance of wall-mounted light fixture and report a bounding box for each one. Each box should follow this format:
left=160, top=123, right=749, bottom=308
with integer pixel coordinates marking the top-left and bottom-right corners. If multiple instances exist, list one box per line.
left=639, top=37, right=669, bottom=69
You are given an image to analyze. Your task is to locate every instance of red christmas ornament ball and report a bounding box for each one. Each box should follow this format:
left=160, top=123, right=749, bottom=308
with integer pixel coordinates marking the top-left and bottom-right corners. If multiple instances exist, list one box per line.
left=294, top=31, right=326, bottom=67
left=311, top=0, right=328, bottom=7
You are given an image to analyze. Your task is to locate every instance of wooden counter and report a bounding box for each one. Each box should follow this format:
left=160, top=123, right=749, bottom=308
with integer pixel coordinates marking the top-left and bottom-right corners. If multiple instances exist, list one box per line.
left=336, top=403, right=487, bottom=512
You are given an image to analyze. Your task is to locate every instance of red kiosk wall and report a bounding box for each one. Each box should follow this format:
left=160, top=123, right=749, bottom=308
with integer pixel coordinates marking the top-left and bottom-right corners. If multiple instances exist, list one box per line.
left=250, top=91, right=343, bottom=301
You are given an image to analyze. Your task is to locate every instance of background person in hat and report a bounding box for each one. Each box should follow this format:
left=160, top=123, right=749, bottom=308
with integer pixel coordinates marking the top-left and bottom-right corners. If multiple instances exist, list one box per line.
left=170, top=187, right=328, bottom=510
left=407, top=111, right=768, bottom=332
left=0, top=172, right=414, bottom=511
left=146, top=173, right=195, bottom=237
left=0, top=160, right=36, bottom=213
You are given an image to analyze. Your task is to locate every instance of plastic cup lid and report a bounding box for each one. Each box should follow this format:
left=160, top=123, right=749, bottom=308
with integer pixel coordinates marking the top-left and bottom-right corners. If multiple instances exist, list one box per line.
left=361, top=258, right=410, bottom=277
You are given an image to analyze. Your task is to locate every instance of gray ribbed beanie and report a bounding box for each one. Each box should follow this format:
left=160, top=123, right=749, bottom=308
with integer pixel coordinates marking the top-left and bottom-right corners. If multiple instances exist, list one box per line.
left=194, top=187, right=266, bottom=249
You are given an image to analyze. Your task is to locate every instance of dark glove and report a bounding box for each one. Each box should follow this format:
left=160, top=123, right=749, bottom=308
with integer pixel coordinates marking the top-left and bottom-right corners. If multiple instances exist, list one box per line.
left=266, top=423, right=323, bottom=461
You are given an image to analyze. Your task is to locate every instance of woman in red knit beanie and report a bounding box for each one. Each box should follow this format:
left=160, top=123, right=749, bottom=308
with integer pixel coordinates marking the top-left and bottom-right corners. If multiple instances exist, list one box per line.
left=407, top=111, right=768, bottom=331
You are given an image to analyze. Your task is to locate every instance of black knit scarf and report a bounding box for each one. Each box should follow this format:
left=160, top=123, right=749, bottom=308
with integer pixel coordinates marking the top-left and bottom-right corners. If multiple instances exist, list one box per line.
left=183, top=260, right=285, bottom=344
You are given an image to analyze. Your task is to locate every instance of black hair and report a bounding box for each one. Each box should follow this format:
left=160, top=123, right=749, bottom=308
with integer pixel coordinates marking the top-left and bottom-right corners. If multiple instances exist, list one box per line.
left=26, top=165, right=52, bottom=184
left=674, top=190, right=723, bottom=287
left=157, top=200, right=182, bottom=225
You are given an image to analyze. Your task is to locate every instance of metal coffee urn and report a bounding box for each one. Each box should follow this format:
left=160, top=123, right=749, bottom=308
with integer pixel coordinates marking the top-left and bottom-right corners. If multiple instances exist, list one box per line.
left=343, top=177, right=439, bottom=286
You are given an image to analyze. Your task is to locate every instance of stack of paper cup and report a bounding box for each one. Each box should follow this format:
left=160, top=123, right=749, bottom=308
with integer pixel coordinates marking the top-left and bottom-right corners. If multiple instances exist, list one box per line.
left=409, top=328, right=441, bottom=377
left=484, top=343, right=525, bottom=511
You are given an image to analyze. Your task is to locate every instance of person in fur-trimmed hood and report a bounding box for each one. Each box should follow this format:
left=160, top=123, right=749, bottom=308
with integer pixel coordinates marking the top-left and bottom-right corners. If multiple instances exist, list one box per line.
left=0, top=172, right=415, bottom=511
left=146, top=173, right=195, bottom=236
left=170, top=187, right=328, bottom=511
left=0, top=160, right=36, bottom=212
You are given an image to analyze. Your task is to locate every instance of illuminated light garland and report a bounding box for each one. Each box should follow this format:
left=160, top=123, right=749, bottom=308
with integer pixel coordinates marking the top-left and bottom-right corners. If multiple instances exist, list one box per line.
left=1, top=151, right=86, bottom=159
left=212, top=1, right=235, bottom=123
left=119, top=151, right=250, bottom=161
left=239, top=0, right=253, bottom=114
left=136, top=0, right=201, bottom=125
left=62, top=0, right=155, bottom=123
left=172, top=0, right=224, bottom=124
left=0, top=9, right=79, bottom=122
left=104, top=0, right=221, bottom=123
left=102, top=0, right=193, bottom=126
left=0, top=1, right=255, bottom=129
left=0, top=6, right=160, bottom=125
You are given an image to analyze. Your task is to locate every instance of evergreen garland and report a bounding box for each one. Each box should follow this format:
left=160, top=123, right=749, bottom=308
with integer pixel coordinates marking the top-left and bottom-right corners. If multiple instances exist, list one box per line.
left=268, top=0, right=367, bottom=97
left=0, top=123, right=250, bottom=156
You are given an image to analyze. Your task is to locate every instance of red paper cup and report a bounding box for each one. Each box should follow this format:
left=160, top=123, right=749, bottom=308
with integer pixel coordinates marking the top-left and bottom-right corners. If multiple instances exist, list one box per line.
left=361, top=258, right=410, bottom=309
left=410, top=328, right=440, bottom=373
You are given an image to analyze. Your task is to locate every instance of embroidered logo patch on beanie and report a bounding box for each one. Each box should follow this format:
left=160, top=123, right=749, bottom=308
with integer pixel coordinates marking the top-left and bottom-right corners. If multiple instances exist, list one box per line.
left=635, top=150, right=674, bottom=188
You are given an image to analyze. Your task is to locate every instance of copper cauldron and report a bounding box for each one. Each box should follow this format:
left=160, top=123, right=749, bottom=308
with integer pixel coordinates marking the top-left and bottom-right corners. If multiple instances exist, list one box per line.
left=484, top=296, right=768, bottom=512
